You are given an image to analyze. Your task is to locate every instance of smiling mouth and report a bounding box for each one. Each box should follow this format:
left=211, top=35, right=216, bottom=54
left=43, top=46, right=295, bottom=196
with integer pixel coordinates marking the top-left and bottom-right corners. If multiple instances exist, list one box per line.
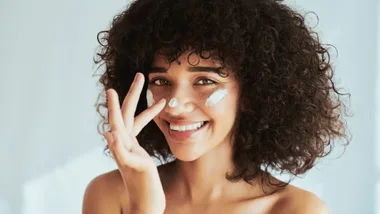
left=164, top=120, right=210, bottom=141
left=165, top=121, right=209, bottom=131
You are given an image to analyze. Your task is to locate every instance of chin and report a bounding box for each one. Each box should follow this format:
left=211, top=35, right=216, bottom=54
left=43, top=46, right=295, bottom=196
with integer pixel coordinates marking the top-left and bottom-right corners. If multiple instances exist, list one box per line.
left=167, top=143, right=204, bottom=162
left=171, top=153, right=201, bottom=162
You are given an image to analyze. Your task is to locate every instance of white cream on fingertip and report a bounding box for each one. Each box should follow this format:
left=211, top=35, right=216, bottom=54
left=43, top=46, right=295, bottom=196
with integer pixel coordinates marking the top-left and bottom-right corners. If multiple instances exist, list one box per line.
left=205, top=89, right=228, bottom=106
left=146, top=89, right=155, bottom=107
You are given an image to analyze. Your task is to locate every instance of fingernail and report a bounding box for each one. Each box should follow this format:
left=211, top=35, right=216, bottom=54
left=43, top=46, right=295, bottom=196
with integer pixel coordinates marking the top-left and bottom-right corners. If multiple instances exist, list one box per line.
left=159, top=98, right=166, bottom=104
left=134, top=73, right=141, bottom=81
left=106, top=89, right=112, bottom=96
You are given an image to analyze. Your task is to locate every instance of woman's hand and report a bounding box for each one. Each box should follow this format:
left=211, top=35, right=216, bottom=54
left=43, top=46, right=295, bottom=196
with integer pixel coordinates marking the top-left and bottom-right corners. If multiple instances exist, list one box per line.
left=103, top=73, right=166, bottom=214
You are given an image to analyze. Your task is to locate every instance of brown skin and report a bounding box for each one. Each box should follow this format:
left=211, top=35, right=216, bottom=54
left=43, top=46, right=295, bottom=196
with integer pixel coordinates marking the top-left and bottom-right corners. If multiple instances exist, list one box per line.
left=94, top=0, right=351, bottom=197
left=83, top=167, right=329, bottom=214
left=148, top=51, right=239, bottom=163
left=83, top=53, right=329, bottom=214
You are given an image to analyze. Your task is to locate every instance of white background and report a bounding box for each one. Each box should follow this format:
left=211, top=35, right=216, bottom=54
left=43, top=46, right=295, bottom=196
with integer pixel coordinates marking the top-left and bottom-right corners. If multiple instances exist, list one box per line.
left=0, top=0, right=379, bottom=213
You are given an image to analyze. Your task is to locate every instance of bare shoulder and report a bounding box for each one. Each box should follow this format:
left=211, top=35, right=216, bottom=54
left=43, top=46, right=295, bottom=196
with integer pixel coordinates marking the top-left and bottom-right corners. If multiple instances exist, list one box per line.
left=271, top=184, right=329, bottom=214
left=82, top=169, right=126, bottom=214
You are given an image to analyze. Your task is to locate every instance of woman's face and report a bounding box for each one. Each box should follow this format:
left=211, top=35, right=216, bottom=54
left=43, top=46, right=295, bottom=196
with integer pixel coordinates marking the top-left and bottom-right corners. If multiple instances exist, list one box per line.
left=147, top=51, right=240, bottom=161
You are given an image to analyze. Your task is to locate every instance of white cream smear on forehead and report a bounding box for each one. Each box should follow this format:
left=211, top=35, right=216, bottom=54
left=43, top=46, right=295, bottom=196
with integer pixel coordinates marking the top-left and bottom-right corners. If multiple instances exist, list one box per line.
left=205, top=89, right=228, bottom=107
left=146, top=89, right=155, bottom=107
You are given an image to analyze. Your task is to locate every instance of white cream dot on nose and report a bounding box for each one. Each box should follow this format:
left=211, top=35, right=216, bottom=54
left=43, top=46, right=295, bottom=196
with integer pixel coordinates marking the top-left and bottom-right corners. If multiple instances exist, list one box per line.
left=168, top=97, right=179, bottom=108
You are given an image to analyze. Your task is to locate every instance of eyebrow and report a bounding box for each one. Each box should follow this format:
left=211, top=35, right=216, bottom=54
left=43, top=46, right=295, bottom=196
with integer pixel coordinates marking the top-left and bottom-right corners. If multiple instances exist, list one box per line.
left=150, top=66, right=223, bottom=74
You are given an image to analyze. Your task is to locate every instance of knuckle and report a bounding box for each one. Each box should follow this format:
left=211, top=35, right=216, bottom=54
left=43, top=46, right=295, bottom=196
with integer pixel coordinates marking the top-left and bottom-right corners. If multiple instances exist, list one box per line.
left=110, top=146, right=119, bottom=154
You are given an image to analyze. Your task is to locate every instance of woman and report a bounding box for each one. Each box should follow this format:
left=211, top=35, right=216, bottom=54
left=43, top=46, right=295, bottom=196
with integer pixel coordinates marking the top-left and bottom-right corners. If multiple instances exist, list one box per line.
left=83, top=0, right=350, bottom=213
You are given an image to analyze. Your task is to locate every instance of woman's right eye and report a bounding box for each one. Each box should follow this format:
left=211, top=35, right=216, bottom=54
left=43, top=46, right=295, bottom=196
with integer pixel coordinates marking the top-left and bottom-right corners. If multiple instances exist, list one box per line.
left=149, top=79, right=170, bottom=86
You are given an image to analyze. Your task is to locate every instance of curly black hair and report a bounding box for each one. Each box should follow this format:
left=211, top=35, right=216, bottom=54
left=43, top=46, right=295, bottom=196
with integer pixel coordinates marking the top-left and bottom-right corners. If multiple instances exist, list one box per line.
left=94, top=0, right=351, bottom=185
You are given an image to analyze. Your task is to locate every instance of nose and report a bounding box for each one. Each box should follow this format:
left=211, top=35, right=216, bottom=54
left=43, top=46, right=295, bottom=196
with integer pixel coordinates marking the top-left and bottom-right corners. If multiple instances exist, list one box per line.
left=164, top=87, right=195, bottom=116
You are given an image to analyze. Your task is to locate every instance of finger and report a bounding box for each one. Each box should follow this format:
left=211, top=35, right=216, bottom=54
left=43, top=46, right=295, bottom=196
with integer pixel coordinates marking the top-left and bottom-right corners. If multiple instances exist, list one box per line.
left=107, top=132, right=147, bottom=172
left=121, top=73, right=145, bottom=132
left=117, top=151, right=147, bottom=172
left=104, top=131, right=117, bottom=159
left=107, top=89, right=125, bottom=131
left=103, top=132, right=113, bottom=149
left=131, top=141, right=151, bottom=158
left=132, top=98, right=166, bottom=136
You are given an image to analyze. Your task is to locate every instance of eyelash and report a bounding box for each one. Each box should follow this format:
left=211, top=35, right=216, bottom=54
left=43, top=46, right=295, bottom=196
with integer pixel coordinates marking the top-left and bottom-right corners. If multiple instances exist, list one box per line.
left=148, top=78, right=217, bottom=86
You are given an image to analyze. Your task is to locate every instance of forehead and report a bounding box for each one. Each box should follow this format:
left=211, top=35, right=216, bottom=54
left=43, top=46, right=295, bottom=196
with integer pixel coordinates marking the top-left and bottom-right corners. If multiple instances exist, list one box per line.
left=150, top=48, right=235, bottom=80
left=152, top=49, right=223, bottom=67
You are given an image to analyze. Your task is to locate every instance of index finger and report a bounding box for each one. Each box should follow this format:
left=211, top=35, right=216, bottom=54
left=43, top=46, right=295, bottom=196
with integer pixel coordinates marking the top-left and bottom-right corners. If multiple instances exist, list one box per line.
left=107, top=89, right=125, bottom=131
left=121, top=73, right=145, bottom=131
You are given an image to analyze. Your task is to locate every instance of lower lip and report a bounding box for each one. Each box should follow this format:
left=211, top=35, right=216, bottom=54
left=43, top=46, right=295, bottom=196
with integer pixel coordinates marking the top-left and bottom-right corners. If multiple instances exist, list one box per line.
left=168, top=122, right=208, bottom=142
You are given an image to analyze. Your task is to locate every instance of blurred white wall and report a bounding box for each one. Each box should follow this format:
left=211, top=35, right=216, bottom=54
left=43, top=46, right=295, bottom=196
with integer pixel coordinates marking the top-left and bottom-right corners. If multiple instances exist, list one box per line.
left=0, top=0, right=378, bottom=213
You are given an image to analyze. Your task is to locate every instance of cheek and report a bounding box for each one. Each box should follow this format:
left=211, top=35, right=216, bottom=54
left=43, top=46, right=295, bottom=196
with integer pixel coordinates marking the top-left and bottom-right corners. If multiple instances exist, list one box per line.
left=204, top=89, right=228, bottom=108
left=206, top=97, right=230, bottom=114
left=204, top=89, right=238, bottom=116
left=147, top=88, right=170, bottom=105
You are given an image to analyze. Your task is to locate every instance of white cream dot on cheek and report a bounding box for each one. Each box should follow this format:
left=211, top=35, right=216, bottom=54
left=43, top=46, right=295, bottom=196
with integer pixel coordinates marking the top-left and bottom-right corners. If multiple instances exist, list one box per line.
left=146, top=89, right=155, bottom=107
left=205, top=89, right=228, bottom=107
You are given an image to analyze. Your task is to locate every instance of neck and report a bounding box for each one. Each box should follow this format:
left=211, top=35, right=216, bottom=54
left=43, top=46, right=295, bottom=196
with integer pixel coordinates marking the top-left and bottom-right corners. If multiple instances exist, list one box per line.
left=169, top=140, right=252, bottom=204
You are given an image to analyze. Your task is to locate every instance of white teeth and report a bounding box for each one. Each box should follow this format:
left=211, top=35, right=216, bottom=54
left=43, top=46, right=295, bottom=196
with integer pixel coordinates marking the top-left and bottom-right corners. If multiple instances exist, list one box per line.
left=170, top=121, right=205, bottom=132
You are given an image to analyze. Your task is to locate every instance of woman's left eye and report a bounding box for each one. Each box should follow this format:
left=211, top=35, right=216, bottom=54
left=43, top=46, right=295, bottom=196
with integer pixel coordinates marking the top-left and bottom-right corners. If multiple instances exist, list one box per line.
left=195, top=78, right=216, bottom=85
